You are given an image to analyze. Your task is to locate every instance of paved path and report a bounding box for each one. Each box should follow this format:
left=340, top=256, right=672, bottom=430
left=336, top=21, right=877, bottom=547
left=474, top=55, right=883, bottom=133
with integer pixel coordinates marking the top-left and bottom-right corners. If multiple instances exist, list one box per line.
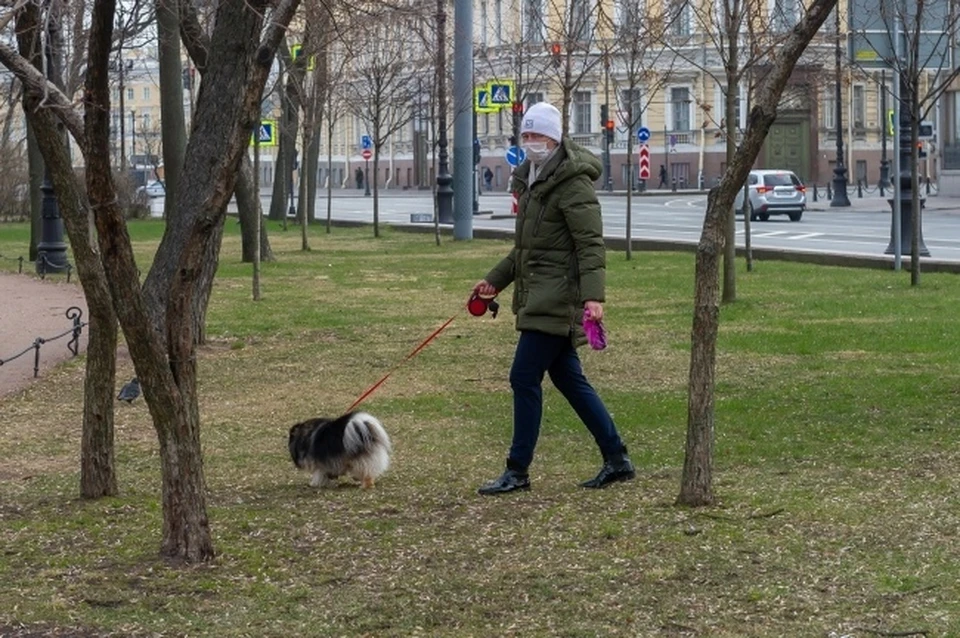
left=0, top=272, right=88, bottom=398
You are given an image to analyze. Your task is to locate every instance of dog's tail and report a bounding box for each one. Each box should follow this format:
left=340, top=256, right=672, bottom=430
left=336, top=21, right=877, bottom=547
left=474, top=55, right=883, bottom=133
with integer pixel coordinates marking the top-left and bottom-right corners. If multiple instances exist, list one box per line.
left=344, top=412, right=392, bottom=456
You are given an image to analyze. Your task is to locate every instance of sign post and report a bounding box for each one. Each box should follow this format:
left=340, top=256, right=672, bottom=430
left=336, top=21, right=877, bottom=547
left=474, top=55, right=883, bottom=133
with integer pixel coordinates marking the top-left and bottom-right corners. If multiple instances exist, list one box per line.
left=638, top=144, right=650, bottom=192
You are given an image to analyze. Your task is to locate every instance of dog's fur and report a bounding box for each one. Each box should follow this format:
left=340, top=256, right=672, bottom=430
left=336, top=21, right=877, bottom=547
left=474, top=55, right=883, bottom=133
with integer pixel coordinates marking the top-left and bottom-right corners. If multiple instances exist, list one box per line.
left=288, top=411, right=392, bottom=489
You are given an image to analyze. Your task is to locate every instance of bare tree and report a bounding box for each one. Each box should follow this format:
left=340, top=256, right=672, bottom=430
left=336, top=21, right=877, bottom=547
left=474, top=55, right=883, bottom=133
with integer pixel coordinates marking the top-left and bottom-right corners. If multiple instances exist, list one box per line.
left=347, top=6, right=421, bottom=237
left=12, top=0, right=121, bottom=500
left=849, top=0, right=960, bottom=285
left=1, top=0, right=300, bottom=561
left=596, top=0, right=671, bottom=259
left=680, top=0, right=837, bottom=506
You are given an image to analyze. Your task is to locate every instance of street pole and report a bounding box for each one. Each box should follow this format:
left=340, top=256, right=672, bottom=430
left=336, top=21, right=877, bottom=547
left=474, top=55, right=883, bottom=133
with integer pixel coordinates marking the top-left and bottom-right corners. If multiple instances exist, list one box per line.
left=879, top=70, right=889, bottom=194
left=664, top=122, right=669, bottom=187
left=435, top=0, right=453, bottom=224
left=35, top=21, right=68, bottom=275
left=130, top=110, right=136, bottom=171
left=452, top=0, right=473, bottom=239
left=364, top=157, right=371, bottom=197
left=830, top=8, right=850, bottom=207
left=603, top=56, right=612, bottom=192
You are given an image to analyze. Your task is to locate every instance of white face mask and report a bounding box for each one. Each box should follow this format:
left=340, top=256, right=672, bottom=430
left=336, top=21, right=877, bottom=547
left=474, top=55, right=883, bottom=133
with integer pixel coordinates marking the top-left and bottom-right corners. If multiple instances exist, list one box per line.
left=522, top=141, right=551, bottom=164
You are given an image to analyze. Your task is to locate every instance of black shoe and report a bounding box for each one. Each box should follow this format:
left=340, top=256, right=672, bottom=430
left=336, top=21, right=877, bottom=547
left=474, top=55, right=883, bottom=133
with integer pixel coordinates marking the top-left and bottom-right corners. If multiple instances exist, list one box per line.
left=581, top=448, right=636, bottom=489
left=478, top=469, right=530, bottom=495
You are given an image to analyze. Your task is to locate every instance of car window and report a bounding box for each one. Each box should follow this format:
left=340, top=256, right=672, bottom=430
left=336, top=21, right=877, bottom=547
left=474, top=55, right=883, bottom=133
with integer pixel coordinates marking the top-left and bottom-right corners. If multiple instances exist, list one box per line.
left=748, top=174, right=758, bottom=185
left=763, top=173, right=796, bottom=187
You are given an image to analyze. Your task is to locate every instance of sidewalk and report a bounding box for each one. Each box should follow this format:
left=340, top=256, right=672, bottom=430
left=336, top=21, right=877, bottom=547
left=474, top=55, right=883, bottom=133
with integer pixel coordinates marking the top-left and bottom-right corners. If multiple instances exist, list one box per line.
left=0, top=272, right=88, bottom=398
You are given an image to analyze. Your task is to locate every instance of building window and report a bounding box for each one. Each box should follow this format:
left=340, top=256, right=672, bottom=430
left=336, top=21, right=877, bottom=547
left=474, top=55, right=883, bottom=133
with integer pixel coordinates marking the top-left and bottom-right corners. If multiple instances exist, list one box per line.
left=621, top=87, right=644, bottom=129
left=494, top=0, right=503, bottom=46
left=669, top=0, right=690, bottom=36
left=770, top=0, right=799, bottom=31
left=823, top=89, right=835, bottom=129
left=570, top=0, right=592, bottom=42
left=524, top=0, right=545, bottom=43
left=142, top=86, right=150, bottom=101
left=853, top=85, right=865, bottom=128
left=126, top=88, right=134, bottom=101
left=616, top=0, right=646, bottom=33
left=573, top=91, right=591, bottom=134
left=525, top=92, right=544, bottom=109
left=670, top=87, right=691, bottom=131
left=142, top=113, right=151, bottom=130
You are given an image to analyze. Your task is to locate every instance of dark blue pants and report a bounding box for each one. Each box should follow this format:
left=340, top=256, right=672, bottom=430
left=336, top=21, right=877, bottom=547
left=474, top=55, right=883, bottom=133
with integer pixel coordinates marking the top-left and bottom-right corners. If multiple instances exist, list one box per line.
left=507, top=330, right=625, bottom=470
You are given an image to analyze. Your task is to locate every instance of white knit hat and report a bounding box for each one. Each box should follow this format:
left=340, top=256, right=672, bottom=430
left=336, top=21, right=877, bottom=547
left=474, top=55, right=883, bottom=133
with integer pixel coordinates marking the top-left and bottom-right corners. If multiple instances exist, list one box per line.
left=521, top=102, right=562, bottom=142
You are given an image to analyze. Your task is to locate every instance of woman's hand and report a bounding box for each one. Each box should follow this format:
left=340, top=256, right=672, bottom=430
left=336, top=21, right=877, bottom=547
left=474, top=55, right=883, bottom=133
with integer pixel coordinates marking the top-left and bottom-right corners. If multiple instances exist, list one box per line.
left=472, top=280, right=497, bottom=298
left=584, top=300, right=603, bottom=322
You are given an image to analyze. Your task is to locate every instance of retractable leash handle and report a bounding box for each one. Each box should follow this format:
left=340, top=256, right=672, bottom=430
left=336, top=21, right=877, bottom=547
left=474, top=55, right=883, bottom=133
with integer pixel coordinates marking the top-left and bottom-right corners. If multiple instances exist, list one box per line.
left=467, top=292, right=499, bottom=318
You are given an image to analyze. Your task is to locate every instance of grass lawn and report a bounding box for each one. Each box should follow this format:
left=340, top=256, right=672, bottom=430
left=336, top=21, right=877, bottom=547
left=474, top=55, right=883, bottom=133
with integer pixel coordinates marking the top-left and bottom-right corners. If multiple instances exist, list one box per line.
left=2, top=220, right=960, bottom=637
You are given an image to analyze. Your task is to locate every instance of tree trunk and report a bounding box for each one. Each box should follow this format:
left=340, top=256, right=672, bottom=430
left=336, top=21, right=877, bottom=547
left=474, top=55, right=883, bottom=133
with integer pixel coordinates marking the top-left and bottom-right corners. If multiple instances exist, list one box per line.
left=17, top=4, right=120, bottom=500
left=678, top=0, right=837, bottom=506
left=721, top=4, right=739, bottom=304
left=27, top=122, right=43, bottom=261
left=237, top=153, right=274, bottom=263
left=681, top=186, right=722, bottom=506
left=156, top=0, right=187, bottom=223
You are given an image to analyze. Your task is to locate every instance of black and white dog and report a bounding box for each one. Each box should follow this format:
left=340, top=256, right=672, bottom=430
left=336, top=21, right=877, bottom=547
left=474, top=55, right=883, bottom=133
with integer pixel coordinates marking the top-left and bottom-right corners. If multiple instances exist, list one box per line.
left=288, top=411, right=392, bottom=489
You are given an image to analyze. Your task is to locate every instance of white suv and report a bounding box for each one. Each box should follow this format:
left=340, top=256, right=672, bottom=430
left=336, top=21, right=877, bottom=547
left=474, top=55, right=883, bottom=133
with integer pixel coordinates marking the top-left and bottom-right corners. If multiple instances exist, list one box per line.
left=735, top=169, right=806, bottom=222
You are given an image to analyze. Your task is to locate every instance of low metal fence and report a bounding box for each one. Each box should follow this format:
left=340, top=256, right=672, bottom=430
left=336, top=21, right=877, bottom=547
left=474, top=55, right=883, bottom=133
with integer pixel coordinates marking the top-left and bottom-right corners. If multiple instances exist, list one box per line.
left=0, top=253, right=73, bottom=282
left=0, top=306, right=87, bottom=378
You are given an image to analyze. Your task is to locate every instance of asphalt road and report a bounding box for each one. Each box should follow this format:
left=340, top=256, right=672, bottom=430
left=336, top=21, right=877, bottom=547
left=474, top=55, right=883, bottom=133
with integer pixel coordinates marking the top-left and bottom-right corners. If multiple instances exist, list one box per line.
left=156, top=189, right=960, bottom=264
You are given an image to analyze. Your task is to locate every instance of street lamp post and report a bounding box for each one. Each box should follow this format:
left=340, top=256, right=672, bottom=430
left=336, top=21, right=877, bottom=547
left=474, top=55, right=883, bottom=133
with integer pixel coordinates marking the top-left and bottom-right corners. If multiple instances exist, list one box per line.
left=35, top=21, right=68, bottom=275
left=603, top=56, right=613, bottom=192
left=879, top=70, right=889, bottom=194
left=830, top=9, right=851, bottom=207
left=435, top=0, right=454, bottom=224
left=130, top=110, right=136, bottom=170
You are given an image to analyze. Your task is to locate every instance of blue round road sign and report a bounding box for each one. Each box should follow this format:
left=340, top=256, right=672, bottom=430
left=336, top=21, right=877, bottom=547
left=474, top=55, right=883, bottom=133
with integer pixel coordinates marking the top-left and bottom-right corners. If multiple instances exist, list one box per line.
left=506, top=145, right=526, bottom=167
left=637, top=126, right=651, bottom=143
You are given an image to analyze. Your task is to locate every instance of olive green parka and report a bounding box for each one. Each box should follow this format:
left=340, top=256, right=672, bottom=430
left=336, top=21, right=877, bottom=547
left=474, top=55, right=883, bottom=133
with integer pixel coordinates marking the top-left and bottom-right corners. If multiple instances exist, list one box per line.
left=484, top=137, right=605, bottom=346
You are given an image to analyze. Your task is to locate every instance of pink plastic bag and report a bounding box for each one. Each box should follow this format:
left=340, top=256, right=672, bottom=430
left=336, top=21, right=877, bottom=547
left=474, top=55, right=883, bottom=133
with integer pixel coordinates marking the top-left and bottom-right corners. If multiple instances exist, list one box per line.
left=582, top=310, right=607, bottom=351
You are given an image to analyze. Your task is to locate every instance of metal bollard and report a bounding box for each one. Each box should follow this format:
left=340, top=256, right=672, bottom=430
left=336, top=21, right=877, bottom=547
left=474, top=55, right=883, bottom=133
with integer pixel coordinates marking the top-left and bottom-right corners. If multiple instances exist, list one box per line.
left=857, top=180, right=863, bottom=198
left=926, top=177, right=931, bottom=195
left=812, top=184, right=818, bottom=202
left=671, top=177, right=677, bottom=192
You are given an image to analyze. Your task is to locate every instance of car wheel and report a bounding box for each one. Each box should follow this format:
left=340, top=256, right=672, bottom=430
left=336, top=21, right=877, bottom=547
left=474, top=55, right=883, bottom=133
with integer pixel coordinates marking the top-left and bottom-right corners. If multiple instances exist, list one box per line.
left=788, top=212, right=802, bottom=222
left=746, top=200, right=757, bottom=222
left=758, top=213, right=770, bottom=222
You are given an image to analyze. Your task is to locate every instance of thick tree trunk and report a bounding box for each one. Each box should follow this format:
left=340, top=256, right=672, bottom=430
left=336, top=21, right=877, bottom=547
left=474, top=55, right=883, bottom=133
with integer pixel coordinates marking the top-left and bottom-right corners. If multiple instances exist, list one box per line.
left=17, top=5, right=120, bottom=500
left=27, top=123, right=42, bottom=261
left=678, top=0, right=837, bottom=506
left=156, top=0, right=187, bottom=223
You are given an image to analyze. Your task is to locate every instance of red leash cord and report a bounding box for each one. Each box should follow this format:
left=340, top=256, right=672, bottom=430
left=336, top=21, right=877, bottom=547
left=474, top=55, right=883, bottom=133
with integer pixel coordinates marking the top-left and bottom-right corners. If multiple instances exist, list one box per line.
left=346, top=313, right=459, bottom=413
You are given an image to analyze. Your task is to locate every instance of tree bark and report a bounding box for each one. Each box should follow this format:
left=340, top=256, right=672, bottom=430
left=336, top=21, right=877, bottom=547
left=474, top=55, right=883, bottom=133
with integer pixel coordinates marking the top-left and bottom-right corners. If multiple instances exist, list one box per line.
left=16, top=4, right=120, bottom=500
left=156, top=0, right=187, bottom=223
left=679, top=0, right=837, bottom=506
left=236, top=153, right=274, bottom=263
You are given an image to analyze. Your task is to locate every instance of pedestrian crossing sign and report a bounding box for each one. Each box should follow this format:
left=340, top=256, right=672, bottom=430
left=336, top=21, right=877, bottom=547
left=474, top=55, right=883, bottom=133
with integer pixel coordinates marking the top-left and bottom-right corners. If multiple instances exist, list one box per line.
left=487, top=81, right=514, bottom=106
left=475, top=86, right=498, bottom=113
left=250, top=120, right=277, bottom=146
left=290, top=44, right=316, bottom=71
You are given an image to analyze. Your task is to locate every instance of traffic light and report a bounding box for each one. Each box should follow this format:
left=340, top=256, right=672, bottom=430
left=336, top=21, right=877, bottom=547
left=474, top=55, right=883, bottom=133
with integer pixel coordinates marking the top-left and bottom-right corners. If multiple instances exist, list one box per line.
left=473, top=138, right=481, bottom=166
left=917, top=142, right=927, bottom=160
left=511, top=101, right=523, bottom=114
left=600, top=105, right=614, bottom=143
left=551, top=42, right=561, bottom=68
